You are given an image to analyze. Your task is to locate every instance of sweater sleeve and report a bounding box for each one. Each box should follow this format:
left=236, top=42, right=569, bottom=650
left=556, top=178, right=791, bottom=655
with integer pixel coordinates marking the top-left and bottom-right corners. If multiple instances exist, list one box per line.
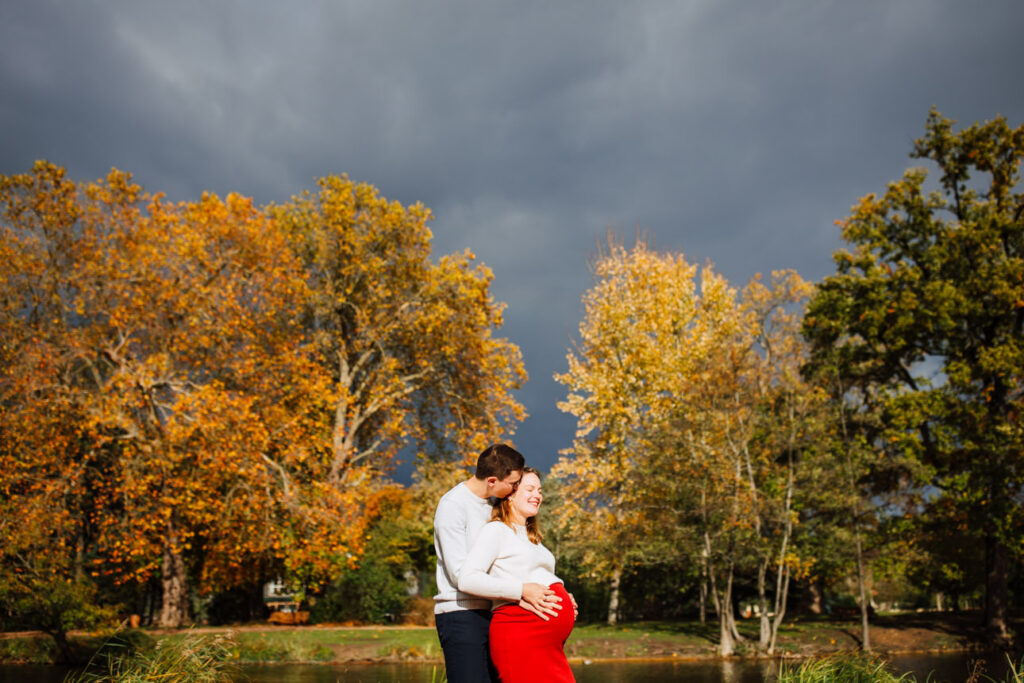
left=433, top=496, right=470, bottom=590
left=458, top=523, right=524, bottom=602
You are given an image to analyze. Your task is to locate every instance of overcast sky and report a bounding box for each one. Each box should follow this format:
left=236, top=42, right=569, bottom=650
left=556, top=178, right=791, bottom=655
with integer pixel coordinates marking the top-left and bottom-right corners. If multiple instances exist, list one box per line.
left=3, top=1, right=1022, bottom=477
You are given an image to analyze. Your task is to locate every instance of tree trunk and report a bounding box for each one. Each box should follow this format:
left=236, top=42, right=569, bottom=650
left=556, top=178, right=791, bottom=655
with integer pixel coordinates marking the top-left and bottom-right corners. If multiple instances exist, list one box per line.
left=699, top=578, right=707, bottom=625
left=757, top=557, right=770, bottom=651
left=766, top=458, right=795, bottom=655
left=984, top=532, right=1009, bottom=641
left=145, top=578, right=158, bottom=626
left=768, top=559, right=791, bottom=655
left=854, top=529, right=870, bottom=651
left=705, top=532, right=721, bottom=619
left=157, top=522, right=190, bottom=628
left=834, top=373, right=870, bottom=650
left=606, top=566, right=621, bottom=626
left=717, top=565, right=736, bottom=656
left=699, top=543, right=709, bottom=625
left=718, top=610, right=735, bottom=657
left=48, top=628, right=75, bottom=665
left=727, top=595, right=744, bottom=645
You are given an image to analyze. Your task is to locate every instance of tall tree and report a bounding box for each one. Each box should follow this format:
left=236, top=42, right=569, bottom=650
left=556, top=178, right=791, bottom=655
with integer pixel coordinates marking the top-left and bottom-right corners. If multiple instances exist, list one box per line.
left=272, top=175, right=526, bottom=479
left=740, top=271, right=822, bottom=654
left=799, top=355, right=887, bottom=650
left=554, top=239, right=817, bottom=654
left=803, top=109, right=1024, bottom=640
left=553, top=239, right=735, bottom=632
left=1, top=164, right=527, bottom=630
left=0, top=163, right=318, bottom=627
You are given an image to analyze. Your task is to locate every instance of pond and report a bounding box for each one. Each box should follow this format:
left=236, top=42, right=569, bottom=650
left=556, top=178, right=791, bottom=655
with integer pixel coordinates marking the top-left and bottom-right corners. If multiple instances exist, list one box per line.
left=2, top=651, right=1019, bottom=682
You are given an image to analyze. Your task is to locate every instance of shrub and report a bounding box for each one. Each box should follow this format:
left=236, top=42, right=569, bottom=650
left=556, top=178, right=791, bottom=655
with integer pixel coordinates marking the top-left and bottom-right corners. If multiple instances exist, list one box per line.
left=402, top=595, right=437, bottom=626
left=310, top=556, right=410, bottom=624
left=205, top=585, right=269, bottom=625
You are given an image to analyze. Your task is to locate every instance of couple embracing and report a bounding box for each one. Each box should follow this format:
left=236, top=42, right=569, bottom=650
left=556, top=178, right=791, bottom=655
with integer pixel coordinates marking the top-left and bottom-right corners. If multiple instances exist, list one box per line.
left=433, top=443, right=577, bottom=683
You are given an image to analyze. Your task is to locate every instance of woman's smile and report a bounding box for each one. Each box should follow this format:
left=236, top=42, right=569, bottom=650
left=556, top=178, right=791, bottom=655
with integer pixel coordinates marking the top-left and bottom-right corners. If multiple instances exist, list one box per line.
left=512, top=472, right=543, bottom=519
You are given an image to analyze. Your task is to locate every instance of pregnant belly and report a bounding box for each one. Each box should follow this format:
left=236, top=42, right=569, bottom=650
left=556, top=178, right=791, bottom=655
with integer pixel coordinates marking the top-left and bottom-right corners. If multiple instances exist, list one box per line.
left=491, top=582, right=575, bottom=643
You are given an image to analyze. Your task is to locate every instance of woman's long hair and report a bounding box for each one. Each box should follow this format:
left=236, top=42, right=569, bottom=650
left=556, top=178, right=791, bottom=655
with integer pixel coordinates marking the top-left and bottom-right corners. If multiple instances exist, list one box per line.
left=491, top=466, right=543, bottom=544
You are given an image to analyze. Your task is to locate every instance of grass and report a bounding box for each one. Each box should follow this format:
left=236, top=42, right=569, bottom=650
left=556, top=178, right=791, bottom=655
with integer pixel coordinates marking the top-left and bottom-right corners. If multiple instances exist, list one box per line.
left=50, top=633, right=1023, bottom=683
left=777, top=654, right=913, bottom=682
left=0, top=635, right=57, bottom=664
left=63, top=631, right=237, bottom=683
left=967, top=654, right=1024, bottom=683
left=226, top=626, right=442, bottom=662
left=778, top=653, right=1024, bottom=683
left=0, top=630, right=153, bottom=666
left=1, top=612, right=1018, bottom=666
left=55, top=629, right=449, bottom=683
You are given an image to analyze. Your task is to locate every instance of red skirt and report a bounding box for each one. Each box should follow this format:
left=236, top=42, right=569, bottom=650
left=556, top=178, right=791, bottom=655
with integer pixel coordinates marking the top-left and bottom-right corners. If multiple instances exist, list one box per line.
left=489, top=582, right=576, bottom=683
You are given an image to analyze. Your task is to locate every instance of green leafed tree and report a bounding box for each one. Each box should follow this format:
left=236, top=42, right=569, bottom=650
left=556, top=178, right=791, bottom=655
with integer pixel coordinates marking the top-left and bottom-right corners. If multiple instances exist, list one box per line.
left=803, top=108, right=1024, bottom=640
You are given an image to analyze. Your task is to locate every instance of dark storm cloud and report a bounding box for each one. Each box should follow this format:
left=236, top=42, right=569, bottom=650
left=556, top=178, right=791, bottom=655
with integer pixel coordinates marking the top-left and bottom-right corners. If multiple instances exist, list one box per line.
left=3, top=0, right=1023, bottom=473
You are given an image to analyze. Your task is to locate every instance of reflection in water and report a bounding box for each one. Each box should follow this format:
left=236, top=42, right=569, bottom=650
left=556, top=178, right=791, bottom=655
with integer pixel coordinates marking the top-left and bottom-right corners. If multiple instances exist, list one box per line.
left=239, top=659, right=783, bottom=682
left=238, top=661, right=778, bottom=682
left=580, top=658, right=783, bottom=683
left=242, top=662, right=444, bottom=682
left=890, top=652, right=1022, bottom=683
left=2, top=652, right=1021, bottom=682
left=238, top=653, right=1024, bottom=683
left=0, top=664, right=72, bottom=683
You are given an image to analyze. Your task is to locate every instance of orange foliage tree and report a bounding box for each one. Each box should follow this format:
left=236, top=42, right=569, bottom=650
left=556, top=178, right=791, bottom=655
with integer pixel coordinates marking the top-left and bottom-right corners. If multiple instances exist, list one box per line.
left=1, top=163, right=526, bottom=630
left=271, top=175, right=526, bottom=478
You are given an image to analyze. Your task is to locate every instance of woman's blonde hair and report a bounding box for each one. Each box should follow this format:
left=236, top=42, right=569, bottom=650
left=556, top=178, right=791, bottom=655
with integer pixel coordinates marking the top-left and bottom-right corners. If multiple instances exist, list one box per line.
left=491, top=466, right=543, bottom=544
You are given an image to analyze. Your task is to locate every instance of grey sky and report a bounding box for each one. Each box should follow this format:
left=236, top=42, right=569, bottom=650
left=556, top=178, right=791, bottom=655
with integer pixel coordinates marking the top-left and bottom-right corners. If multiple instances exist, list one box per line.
left=3, top=0, right=1022, bottom=476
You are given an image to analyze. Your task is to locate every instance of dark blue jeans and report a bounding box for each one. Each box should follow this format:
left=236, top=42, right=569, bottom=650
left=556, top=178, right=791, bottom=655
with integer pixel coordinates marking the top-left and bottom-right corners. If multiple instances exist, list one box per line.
left=435, top=609, right=498, bottom=683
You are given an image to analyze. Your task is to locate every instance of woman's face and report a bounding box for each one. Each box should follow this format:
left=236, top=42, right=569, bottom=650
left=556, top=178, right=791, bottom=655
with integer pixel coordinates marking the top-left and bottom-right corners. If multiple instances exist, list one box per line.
left=511, top=472, right=543, bottom=520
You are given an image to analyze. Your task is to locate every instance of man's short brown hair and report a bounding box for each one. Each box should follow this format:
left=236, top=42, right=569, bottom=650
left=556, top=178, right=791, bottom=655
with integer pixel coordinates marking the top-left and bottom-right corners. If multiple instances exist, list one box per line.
left=474, top=443, right=525, bottom=480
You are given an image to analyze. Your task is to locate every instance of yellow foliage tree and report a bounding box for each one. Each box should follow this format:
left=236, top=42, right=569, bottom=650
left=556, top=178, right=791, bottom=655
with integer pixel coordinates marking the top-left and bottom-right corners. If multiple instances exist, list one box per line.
left=554, top=237, right=820, bottom=655
left=554, top=237, right=743, bottom=630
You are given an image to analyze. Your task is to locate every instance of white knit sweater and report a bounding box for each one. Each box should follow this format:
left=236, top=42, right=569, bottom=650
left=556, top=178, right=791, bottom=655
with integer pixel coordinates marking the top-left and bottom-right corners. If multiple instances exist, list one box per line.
left=458, top=520, right=562, bottom=610
left=433, top=482, right=494, bottom=614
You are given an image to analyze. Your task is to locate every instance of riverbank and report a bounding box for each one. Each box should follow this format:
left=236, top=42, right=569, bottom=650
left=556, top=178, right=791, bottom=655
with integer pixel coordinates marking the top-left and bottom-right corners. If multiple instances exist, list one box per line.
left=1, top=611, right=1018, bottom=665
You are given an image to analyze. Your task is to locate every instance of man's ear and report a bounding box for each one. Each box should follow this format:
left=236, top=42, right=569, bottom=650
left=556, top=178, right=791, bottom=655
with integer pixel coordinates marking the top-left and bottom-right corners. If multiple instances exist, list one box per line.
left=484, top=476, right=498, bottom=487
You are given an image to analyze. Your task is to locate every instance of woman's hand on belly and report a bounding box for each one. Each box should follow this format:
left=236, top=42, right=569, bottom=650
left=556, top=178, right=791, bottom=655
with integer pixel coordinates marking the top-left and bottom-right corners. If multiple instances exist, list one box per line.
left=519, top=582, right=562, bottom=620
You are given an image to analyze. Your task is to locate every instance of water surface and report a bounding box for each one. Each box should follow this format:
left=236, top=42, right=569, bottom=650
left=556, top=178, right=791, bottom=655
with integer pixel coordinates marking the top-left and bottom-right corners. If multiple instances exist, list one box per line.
left=2, top=651, right=1019, bottom=682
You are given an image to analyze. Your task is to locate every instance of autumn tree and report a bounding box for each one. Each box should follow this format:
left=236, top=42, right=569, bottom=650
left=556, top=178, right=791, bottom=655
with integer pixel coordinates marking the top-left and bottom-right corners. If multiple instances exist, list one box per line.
left=262, top=176, right=528, bottom=591
left=0, top=388, right=116, bottom=661
left=662, top=269, right=820, bottom=655
left=1, top=163, right=527, bottom=631
left=554, top=238, right=819, bottom=654
left=0, top=164, right=136, bottom=648
left=738, top=271, right=822, bottom=654
left=0, top=162, right=319, bottom=627
left=271, top=176, right=526, bottom=481
left=553, top=240, right=727, bottom=627
left=310, top=483, right=437, bottom=624
left=803, top=109, right=1024, bottom=640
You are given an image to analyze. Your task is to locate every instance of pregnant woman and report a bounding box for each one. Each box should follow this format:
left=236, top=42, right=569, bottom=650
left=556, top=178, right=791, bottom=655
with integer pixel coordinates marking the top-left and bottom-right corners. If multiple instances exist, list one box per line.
left=459, top=467, right=576, bottom=682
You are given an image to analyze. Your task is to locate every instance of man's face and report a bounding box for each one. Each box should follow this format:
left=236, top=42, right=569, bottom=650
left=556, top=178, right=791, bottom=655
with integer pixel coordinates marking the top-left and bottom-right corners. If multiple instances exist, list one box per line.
left=490, top=470, right=522, bottom=499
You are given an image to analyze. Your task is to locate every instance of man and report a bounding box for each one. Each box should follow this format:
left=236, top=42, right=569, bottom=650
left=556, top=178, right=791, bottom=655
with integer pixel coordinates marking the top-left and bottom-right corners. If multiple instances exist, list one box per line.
left=433, top=443, right=563, bottom=683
